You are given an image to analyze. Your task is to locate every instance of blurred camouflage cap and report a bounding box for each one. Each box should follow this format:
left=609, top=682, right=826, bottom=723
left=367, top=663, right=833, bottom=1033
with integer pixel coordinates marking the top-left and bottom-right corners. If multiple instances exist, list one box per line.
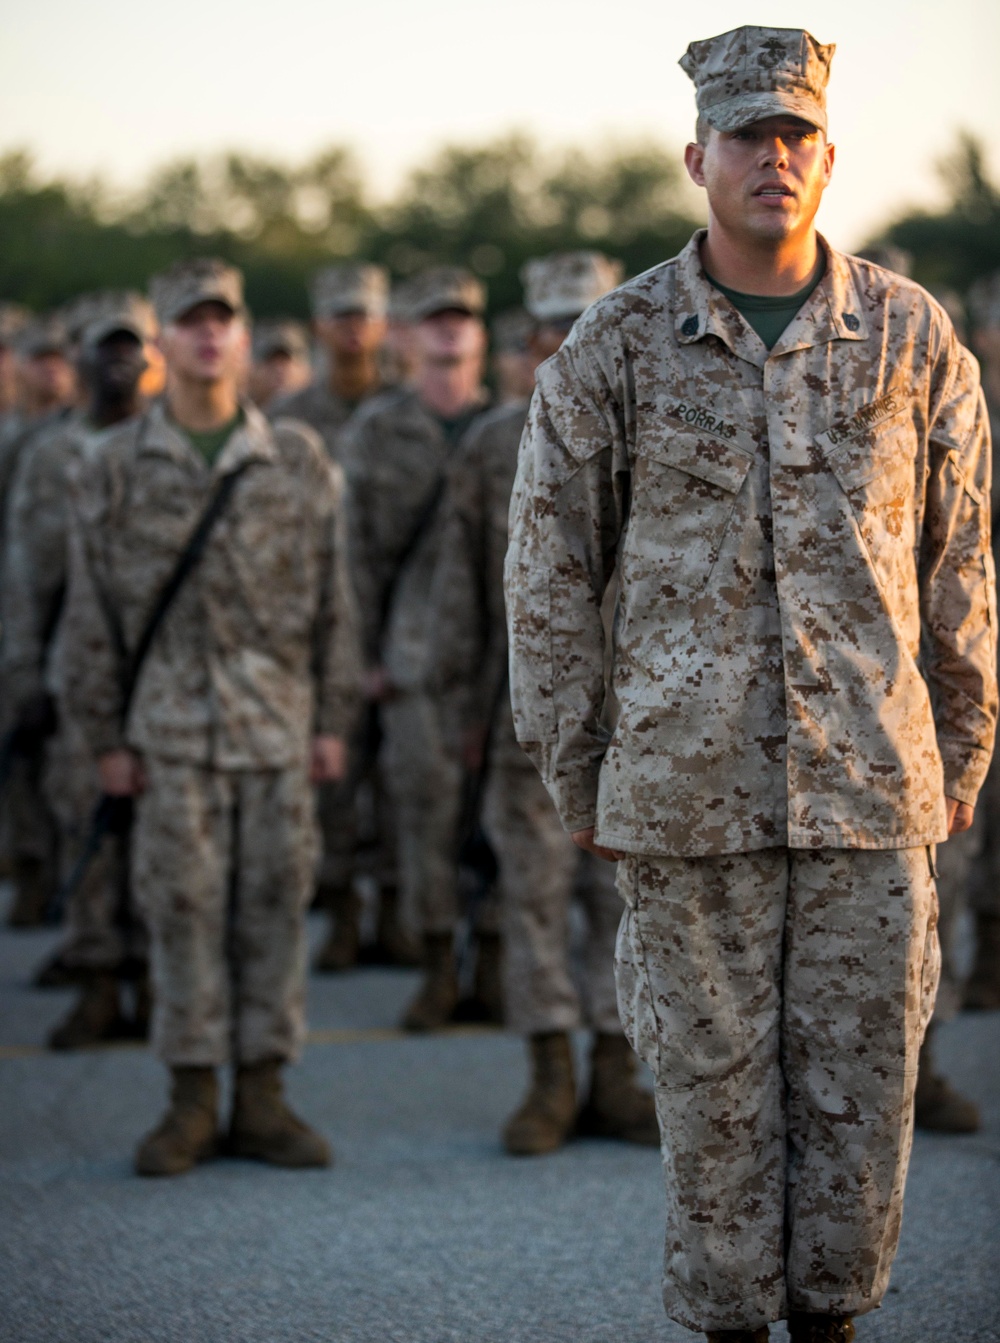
left=150, top=257, right=245, bottom=326
left=856, top=245, right=913, bottom=277
left=310, top=263, right=389, bottom=319
left=491, top=308, right=533, bottom=354
left=252, top=318, right=310, bottom=361
left=967, top=272, right=1000, bottom=329
left=521, top=251, right=624, bottom=322
left=79, top=291, right=158, bottom=352
left=0, top=302, right=29, bottom=346
left=406, top=267, right=486, bottom=322
left=680, top=26, right=834, bottom=135
left=14, top=313, right=69, bottom=357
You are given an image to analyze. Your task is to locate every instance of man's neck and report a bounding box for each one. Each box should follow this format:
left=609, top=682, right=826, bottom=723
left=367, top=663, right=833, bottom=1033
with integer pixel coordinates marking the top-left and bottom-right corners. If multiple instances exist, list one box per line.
left=700, top=221, right=823, bottom=296
left=88, top=392, right=141, bottom=430
left=328, top=352, right=379, bottom=404
left=166, top=376, right=239, bottom=432
left=415, top=362, right=481, bottom=420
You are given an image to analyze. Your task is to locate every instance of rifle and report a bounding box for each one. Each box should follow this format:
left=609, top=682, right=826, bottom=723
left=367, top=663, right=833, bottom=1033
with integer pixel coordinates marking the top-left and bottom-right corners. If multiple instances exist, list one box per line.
left=48, top=456, right=252, bottom=923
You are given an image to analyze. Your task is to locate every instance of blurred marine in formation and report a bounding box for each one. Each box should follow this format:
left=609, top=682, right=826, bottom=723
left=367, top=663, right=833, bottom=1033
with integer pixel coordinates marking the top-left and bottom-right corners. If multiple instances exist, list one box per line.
left=506, top=26, right=996, bottom=1343
left=62, top=258, right=361, bottom=1176
left=342, top=266, right=496, bottom=1030
left=431, top=250, right=660, bottom=1155
left=248, top=318, right=312, bottom=411
left=3, top=293, right=157, bottom=1046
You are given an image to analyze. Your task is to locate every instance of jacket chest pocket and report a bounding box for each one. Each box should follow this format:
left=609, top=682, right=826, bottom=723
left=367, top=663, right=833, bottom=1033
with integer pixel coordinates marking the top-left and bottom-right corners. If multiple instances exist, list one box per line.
left=625, top=430, right=755, bottom=597
left=820, top=411, right=920, bottom=593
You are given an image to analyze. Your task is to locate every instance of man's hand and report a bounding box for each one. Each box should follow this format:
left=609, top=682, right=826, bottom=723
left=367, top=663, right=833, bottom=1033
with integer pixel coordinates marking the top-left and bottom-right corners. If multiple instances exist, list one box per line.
left=311, top=735, right=348, bottom=784
left=946, top=796, right=974, bottom=837
left=571, top=826, right=625, bottom=862
left=98, top=749, right=146, bottom=797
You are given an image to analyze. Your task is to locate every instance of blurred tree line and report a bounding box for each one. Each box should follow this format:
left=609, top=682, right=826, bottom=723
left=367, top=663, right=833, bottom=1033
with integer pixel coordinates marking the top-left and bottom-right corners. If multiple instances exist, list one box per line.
left=0, top=131, right=996, bottom=319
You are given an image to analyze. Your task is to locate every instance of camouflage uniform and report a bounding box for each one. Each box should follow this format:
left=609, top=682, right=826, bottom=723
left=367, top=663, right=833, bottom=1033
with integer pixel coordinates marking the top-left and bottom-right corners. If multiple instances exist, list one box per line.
left=343, top=381, right=487, bottom=935
left=63, top=398, right=361, bottom=1065
left=505, top=186, right=996, bottom=1335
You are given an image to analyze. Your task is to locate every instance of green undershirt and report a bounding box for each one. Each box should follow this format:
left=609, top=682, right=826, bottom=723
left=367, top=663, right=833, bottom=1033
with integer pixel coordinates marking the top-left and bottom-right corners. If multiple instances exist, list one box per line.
left=177, top=409, right=244, bottom=466
left=706, top=266, right=824, bottom=351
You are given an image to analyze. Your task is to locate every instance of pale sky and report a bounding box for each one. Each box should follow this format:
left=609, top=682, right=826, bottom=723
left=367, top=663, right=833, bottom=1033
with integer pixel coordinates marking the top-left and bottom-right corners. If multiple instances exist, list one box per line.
left=1, top=0, right=998, bottom=249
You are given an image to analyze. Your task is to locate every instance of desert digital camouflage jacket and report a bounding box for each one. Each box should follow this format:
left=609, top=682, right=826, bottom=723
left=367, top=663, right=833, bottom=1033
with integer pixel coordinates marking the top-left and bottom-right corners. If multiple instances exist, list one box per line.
left=505, top=231, right=998, bottom=855
left=270, top=381, right=361, bottom=463
left=342, top=385, right=487, bottom=691
left=429, top=401, right=528, bottom=763
left=2, top=411, right=121, bottom=711
left=63, top=400, right=361, bottom=768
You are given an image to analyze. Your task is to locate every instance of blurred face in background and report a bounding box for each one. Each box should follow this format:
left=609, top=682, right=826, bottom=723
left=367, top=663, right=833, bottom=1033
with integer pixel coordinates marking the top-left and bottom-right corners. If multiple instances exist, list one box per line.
left=249, top=348, right=312, bottom=409
left=0, top=343, right=18, bottom=413
left=315, top=311, right=386, bottom=362
left=17, top=347, right=76, bottom=415
left=411, top=309, right=485, bottom=371
left=529, top=316, right=578, bottom=365
left=160, top=301, right=249, bottom=387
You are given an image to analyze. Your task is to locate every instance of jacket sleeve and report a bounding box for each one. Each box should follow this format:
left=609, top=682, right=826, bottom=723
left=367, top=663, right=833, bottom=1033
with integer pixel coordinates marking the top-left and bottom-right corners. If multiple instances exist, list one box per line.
left=313, top=461, right=364, bottom=739
left=61, top=455, right=129, bottom=757
left=340, top=420, right=386, bottom=668
left=1, top=436, right=67, bottom=712
left=427, top=437, right=490, bottom=729
left=504, top=338, right=628, bottom=832
left=920, top=333, right=998, bottom=806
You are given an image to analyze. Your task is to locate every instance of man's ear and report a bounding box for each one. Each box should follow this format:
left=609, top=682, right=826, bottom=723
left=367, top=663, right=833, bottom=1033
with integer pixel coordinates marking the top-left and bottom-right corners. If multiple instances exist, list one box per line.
left=684, top=140, right=707, bottom=188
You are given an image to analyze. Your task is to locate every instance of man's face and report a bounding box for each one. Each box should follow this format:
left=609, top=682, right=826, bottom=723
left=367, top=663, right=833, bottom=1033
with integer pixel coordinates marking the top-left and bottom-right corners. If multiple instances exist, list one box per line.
left=315, top=311, right=387, bottom=360
left=685, top=115, right=834, bottom=245
left=412, top=309, right=485, bottom=368
left=530, top=317, right=578, bottom=364
left=19, top=348, right=76, bottom=408
left=249, top=349, right=312, bottom=408
left=81, top=331, right=147, bottom=401
left=160, top=301, right=248, bottom=385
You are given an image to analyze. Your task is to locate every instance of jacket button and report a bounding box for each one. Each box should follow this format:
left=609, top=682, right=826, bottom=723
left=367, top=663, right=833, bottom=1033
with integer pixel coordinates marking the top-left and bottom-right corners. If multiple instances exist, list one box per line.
left=843, top=313, right=860, bottom=331
left=681, top=315, right=699, bottom=336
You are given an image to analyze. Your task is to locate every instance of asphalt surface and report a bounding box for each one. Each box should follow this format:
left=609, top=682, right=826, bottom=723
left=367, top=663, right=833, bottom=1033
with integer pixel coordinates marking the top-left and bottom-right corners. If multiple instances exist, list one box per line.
left=1, top=892, right=998, bottom=1343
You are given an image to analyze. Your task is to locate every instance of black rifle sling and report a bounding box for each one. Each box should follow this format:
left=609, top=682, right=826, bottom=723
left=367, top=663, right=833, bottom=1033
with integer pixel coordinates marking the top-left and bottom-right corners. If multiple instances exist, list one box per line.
left=121, top=461, right=250, bottom=716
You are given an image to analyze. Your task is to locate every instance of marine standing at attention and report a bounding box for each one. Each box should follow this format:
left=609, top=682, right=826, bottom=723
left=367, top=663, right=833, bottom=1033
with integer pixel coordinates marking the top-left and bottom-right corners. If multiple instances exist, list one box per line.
left=505, top=27, right=996, bottom=1343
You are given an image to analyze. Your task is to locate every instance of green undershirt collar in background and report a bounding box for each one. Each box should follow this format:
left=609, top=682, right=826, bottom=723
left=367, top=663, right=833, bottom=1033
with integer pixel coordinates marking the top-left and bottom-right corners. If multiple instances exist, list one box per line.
left=706, top=262, right=826, bottom=351
left=174, top=408, right=244, bottom=466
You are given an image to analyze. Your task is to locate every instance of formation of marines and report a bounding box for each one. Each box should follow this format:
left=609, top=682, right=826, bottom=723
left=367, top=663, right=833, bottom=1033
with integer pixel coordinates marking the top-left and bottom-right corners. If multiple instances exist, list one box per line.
left=0, top=22, right=997, bottom=1342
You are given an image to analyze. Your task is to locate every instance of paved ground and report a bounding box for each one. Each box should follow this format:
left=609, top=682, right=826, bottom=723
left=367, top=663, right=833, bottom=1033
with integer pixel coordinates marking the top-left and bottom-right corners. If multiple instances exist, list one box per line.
left=1, top=895, right=998, bottom=1343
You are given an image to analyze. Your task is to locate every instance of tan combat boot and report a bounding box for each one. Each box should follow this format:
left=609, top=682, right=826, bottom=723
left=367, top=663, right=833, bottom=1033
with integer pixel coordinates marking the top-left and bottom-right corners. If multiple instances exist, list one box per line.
left=401, top=932, right=460, bottom=1031
left=503, top=1032, right=577, bottom=1155
left=915, top=1023, right=980, bottom=1133
left=963, top=911, right=1000, bottom=1011
left=314, top=885, right=361, bottom=973
left=705, top=1330, right=769, bottom=1342
left=135, top=1066, right=219, bottom=1177
left=787, top=1313, right=855, bottom=1342
left=229, top=1059, right=331, bottom=1167
left=48, top=973, right=128, bottom=1050
left=576, top=1032, right=660, bottom=1145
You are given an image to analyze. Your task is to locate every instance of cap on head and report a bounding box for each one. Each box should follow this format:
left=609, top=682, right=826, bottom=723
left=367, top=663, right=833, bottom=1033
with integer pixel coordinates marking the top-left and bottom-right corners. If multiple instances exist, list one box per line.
left=406, top=267, right=486, bottom=322
left=14, top=313, right=69, bottom=358
left=78, top=291, right=158, bottom=354
left=968, top=271, right=1000, bottom=331
left=310, top=263, right=389, bottom=320
left=521, top=251, right=623, bottom=323
left=150, top=257, right=245, bottom=327
left=680, top=26, right=834, bottom=136
left=252, top=318, right=310, bottom=361
left=0, top=302, right=30, bottom=347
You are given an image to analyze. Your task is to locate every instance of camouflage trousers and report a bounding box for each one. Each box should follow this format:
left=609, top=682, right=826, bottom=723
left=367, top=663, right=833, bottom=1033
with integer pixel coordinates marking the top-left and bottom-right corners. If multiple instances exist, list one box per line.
left=615, top=846, right=939, bottom=1333
left=484, top=759, right=620, bottom=1034
left=44, top=711, right=143, bottom=971
left=380, top=691, right=462, bottom=935
left=133, top=756, right=319, bottom=1067
left=315, top=707, right=397, bottom=897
